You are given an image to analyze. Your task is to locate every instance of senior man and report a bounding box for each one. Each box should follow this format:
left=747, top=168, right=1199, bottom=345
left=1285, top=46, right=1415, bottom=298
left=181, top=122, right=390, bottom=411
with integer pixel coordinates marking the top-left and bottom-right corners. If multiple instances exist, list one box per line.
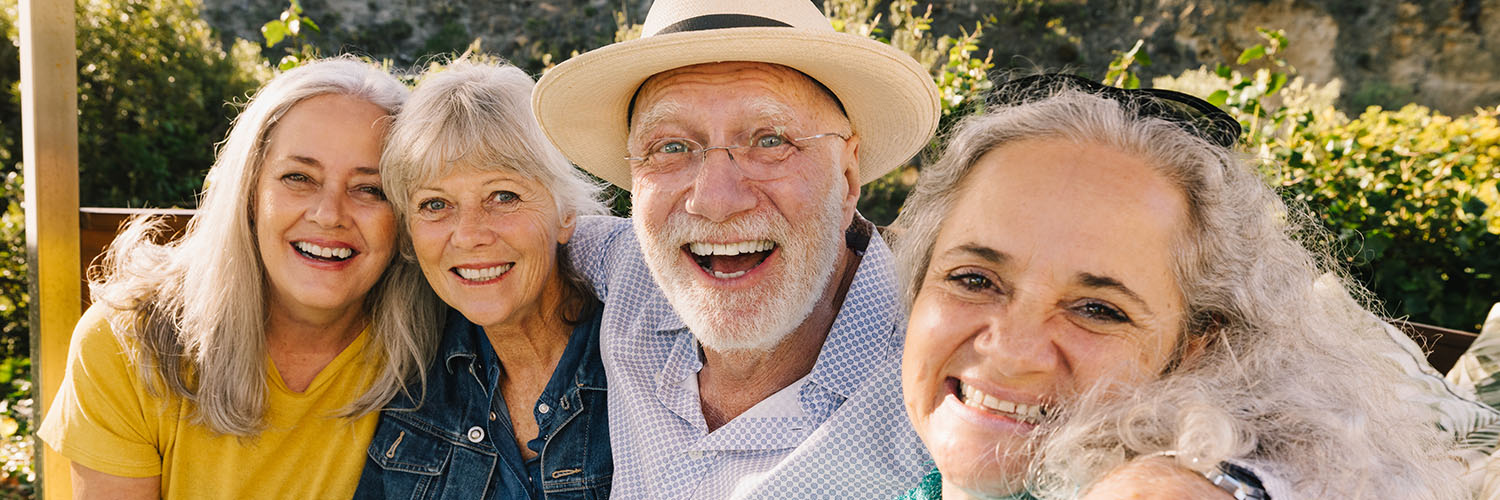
left=534, top=1, right=933, bottom=497
left=533, top=1, right=1242, bottom=499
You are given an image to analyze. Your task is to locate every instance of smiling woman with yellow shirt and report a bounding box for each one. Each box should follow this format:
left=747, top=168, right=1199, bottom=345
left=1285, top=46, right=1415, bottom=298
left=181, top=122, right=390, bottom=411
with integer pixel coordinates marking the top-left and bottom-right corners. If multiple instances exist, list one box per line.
left=37, top=57, right=439, bottom=499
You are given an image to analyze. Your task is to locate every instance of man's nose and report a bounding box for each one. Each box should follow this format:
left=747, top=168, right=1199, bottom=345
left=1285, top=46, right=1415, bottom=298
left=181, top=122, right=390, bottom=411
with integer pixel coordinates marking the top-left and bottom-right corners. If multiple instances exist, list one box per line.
left=684, top=148, right=758, bottom=222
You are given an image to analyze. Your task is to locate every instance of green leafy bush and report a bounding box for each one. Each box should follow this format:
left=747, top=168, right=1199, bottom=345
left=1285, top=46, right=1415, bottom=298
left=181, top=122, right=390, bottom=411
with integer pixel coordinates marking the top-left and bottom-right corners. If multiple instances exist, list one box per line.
left=1271, top=105, right=1499, bottom=331
left=822, top=0, right=994, bottom=225
left=1151, top=31, right=1500, bottom=332
left=73, top=0, right=270, bottom=208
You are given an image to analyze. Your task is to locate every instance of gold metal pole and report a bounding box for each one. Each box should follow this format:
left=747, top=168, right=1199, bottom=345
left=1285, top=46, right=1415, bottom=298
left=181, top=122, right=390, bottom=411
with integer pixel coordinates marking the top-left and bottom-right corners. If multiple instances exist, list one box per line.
left=20, top=0, right=81, bottom=496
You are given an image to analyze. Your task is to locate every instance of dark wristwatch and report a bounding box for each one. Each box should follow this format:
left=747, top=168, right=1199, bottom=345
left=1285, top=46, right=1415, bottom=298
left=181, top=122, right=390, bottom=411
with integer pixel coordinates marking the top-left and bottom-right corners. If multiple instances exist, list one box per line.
left=1204, top=461, right=1269, bottom=500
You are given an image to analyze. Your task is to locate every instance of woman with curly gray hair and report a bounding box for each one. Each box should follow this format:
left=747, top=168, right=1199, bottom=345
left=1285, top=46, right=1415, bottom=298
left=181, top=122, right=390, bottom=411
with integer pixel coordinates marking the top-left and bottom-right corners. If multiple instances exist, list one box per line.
left=38, top=57, right=439, bottom=499
left=891, top=74, right=1462, bottom=499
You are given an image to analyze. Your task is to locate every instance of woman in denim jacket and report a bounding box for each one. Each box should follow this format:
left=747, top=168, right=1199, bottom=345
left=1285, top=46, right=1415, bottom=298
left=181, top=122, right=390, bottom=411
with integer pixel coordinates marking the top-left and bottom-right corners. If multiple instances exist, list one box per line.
left=354, top=59, right=612, bottom=500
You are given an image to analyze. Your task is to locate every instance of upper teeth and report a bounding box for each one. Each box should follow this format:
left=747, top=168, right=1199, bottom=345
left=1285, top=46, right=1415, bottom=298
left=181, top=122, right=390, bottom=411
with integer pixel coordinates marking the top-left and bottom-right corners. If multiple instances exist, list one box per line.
left=456, top=264, right=513, bottom=282
left=688, top=240, right=774, bottom=257
left=959, top=382, right=1046, bottom=424
left=295, top=241, right=353, bottom=259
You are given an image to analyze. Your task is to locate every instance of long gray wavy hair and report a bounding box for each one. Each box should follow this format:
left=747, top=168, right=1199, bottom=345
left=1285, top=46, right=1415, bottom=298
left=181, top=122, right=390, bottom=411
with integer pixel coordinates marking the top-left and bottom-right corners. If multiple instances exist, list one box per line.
left=90, top=56, right=441, bottom=436
left=890, top=87, right=1462, bottom=498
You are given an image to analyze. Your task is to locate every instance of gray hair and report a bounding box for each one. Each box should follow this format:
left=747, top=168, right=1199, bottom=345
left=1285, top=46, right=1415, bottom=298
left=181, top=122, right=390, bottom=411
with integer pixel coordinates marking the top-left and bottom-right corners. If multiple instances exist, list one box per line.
left=90, top=56, right=441, bottom=436
left=890, top=88, right=1462, bottom=498
left=381, top=59, right=607, bottom=317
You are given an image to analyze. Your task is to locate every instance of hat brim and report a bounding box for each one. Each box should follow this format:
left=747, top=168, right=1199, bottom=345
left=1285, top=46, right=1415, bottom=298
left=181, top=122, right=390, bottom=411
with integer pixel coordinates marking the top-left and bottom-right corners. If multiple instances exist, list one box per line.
left=533, top=28, right=941, bottom=191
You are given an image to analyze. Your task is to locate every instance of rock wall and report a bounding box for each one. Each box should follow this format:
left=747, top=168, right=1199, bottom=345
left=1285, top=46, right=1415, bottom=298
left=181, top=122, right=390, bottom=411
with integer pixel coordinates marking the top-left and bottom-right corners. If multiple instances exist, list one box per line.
left=200, top=0, right=1500, bottom=114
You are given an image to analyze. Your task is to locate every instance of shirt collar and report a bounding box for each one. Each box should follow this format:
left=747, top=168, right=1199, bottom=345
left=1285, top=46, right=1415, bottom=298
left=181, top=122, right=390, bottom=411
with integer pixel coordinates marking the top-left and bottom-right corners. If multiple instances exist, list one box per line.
left=438, top=308, right=482, bottom=376
left=805, top=214, right=903, bottom=400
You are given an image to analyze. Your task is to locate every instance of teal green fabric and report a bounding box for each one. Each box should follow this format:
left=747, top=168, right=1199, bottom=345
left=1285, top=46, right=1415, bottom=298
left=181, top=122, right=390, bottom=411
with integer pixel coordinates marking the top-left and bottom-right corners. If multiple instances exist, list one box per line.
left=893, top=467, right=1036, bottom=500
left=894, top=467, right=943, bottom=500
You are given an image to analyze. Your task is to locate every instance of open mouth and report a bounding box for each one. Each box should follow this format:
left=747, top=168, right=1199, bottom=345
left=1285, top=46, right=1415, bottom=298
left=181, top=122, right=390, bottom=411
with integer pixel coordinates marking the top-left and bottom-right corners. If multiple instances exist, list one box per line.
left=684, top=240, right=776, bottom=279
left=452, top=263, right=513, bottom=283
left=293, top=241, right=357, bottom=262
left=950, top=378, right=1048, bottom=425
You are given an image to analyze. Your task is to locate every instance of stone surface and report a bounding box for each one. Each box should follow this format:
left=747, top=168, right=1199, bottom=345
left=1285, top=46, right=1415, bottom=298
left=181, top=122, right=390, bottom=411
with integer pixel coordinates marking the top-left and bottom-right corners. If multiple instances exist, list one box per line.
left=200, top=0, right=1500, bottom=113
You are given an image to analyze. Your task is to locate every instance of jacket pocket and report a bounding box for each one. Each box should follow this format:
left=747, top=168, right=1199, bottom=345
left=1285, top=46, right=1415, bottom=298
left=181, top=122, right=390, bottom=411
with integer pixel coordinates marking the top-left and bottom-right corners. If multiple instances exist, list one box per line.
left=366, top=415, right=452, bottom=475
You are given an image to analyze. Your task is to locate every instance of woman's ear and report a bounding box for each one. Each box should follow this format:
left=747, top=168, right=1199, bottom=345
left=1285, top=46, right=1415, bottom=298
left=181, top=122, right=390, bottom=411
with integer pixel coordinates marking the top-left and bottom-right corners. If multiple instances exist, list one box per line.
left=557, top=211, right=577, bottom=245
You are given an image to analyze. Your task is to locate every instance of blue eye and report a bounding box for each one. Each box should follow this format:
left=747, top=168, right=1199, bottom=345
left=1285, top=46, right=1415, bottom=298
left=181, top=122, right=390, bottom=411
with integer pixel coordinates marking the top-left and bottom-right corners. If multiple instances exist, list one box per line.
left=656, top=140, right=691, bottom=154
left=1076, top=301, right=1131, bottom=323
left=418, top=199, right=447, bottom=212
left=754, top=134, right=787, bottom=148
left=491, top=191, right=519, bottom=203
left=282, top=172, right=311, bottom=183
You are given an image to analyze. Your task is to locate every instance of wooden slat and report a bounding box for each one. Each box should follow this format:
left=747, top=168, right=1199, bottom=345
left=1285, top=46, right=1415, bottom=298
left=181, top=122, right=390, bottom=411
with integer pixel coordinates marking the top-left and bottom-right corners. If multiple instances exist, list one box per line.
left=20, top=0, right=79, bottom=497
left=1397, top=320, right=1480, bottom=374
left=78, top=208, right=195, bottom=305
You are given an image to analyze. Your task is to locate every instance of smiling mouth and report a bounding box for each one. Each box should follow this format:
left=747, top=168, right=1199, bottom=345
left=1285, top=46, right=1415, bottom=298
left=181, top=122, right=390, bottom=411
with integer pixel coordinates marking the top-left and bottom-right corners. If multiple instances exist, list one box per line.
left=293, top=241, right=357, bottom=262
left=453, top=263, right=513, bottom=283
left=684, top=240, right=776, bottom=279
left=953, top=379, right=1048, bottom=425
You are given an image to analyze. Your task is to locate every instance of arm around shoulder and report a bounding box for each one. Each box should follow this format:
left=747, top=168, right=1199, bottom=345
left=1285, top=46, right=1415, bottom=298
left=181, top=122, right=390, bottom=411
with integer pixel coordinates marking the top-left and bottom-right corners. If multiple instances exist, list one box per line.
left=567, top=215, right=633, bottom=298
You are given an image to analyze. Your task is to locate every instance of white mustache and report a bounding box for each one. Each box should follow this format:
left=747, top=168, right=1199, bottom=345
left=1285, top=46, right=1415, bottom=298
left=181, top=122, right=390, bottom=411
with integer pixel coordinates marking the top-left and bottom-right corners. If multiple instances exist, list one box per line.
left=656, top=209, right=788, bottom=249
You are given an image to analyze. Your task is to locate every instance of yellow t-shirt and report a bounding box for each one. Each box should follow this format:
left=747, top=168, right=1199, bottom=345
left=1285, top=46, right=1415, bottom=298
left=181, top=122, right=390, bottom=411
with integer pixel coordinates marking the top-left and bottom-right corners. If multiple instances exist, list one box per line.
left=38, top=304, right=381, bottom=499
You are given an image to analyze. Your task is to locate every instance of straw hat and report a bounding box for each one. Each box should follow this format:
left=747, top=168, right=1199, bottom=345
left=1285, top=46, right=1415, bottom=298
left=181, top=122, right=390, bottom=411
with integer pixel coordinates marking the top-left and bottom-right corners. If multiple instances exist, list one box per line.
left=532, top=0, right=941, bottom=190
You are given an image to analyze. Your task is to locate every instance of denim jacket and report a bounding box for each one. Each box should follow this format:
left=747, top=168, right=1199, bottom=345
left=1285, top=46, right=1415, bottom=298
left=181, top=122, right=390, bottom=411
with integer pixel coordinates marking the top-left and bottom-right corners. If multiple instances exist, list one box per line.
left=354, top=304, right=611, bottom=500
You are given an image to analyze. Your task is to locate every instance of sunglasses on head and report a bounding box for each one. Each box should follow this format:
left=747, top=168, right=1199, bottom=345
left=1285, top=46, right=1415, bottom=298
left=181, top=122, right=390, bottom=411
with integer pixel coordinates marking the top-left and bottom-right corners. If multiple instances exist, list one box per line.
left=991, top=73, right=1242, bottom=149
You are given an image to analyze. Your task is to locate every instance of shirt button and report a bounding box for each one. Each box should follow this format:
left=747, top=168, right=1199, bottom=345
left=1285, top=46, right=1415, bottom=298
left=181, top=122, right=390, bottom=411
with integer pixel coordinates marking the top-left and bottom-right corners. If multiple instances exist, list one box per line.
left=687, top=450, right=703, bottom=459
left=538, top=403, right=551, bottom=414
left=467, top=426, right=485, bottom=443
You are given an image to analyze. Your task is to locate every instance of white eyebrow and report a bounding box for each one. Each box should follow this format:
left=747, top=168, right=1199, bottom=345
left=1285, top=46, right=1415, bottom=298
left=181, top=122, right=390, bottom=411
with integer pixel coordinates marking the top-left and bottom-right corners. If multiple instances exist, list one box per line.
left=629, top=100, right=684, bottom=144
left=744, top=97, right=794, bottom=126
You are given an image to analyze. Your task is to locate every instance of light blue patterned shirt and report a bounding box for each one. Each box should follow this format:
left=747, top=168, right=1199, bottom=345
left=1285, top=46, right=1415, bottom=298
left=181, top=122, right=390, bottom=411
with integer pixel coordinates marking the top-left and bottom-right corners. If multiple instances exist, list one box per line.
left=569, top=215, right=931, bottom=499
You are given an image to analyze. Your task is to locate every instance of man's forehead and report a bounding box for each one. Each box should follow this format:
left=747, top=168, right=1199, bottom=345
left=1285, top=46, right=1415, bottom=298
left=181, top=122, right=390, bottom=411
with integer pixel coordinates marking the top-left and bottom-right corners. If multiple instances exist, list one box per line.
left=629, top=62, right=843, bottom=129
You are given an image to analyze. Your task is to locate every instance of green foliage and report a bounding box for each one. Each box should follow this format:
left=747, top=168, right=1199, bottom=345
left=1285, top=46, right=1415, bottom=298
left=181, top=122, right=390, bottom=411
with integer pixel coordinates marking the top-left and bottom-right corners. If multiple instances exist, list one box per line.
left=1105, top=39, right=1150, bottom=89
left=261, top=0, right=320, bottom=70
left=0, top=355, right=30, bottom=498
left=1273, top=105, right=1500, bottom=331
left=0, top=173, right=24, bottom=364
left=0, top=7, right=27, bottom=494
left=820, top=0, right=994, bottom=225
left=71, top=0, right=271, bottom=208
left=1153, top=31, right=1499, bottom=331
left=1347, top=79, right=1416, bottom=111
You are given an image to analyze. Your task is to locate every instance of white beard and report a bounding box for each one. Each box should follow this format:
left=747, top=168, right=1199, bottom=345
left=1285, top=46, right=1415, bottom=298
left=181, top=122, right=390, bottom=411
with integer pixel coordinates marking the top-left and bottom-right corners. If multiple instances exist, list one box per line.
left=634, top=181, right=847, bottom=353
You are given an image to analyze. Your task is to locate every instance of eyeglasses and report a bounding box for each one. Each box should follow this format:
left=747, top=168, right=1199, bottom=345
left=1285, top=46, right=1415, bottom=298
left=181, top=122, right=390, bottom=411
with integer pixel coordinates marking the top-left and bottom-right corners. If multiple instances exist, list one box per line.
left=992, top=73, right=1242, bottom=149
left=624, top=128, right=849, bottom=181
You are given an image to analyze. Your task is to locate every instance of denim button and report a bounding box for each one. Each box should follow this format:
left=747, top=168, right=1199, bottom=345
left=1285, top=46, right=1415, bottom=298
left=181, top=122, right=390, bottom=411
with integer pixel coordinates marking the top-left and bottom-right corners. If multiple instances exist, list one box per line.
left=488, top=411, right=497, bottom=421
left=538, top=403, right=551, bottom=414
left=467, top=426, right=485, bottom=443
